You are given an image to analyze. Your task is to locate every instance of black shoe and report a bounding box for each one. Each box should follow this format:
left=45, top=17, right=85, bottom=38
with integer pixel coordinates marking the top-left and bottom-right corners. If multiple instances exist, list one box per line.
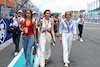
left=39, top=65, right=40, bottom=67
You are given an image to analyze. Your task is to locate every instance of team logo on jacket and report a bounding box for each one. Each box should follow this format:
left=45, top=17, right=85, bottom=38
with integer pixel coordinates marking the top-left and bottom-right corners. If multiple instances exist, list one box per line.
left=0, top=19, right=7, bottom=44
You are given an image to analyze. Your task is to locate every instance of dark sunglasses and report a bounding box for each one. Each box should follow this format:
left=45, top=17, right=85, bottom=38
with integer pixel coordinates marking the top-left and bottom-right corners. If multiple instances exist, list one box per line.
left=65, top=14, right=71, bottom=15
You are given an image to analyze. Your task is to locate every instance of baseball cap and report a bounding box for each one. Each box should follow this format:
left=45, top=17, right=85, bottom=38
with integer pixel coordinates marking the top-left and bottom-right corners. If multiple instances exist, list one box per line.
left=18, top=10, right=22, bottom=13
left=32, top=11, right=36, bottom=14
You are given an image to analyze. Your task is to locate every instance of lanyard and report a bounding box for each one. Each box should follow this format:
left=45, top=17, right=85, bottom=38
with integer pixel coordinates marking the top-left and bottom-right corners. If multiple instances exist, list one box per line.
left=45, top=19, right=49, bottom=34
left=65, top=20, right=71, bottom=32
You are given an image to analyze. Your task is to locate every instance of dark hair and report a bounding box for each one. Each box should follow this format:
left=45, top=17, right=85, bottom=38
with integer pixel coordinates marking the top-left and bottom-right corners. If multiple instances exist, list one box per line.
left=55, top=15, right=59, bottom=18
left=44, top=10, right=51, bottom=17
left=25, top=10, right=32, bottom=19
left=44, top=9, right=51, bottom=15
left=79, top=14, right=82, bottom=17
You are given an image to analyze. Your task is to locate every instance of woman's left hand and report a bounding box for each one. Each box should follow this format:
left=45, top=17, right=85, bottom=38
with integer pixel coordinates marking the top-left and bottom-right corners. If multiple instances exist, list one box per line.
left=37, top=39, right=39, bottom=43
left=54, top=39, right=56, bottom=43
left=73, top=38, right=76, bottom=42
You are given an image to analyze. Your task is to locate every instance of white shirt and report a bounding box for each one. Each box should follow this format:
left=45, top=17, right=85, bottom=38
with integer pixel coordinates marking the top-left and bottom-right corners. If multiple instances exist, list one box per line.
left=33, top=17, right=39, bottom=29
left=42, top=18, right=51, bottom=31
left=77, top=18, right=84, bottom=25
left=13, top=16, right=24, bottom=27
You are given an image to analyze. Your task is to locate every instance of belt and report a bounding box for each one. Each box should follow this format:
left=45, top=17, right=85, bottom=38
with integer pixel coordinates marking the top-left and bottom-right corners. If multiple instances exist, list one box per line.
left=42, top=30, right=51, bottom=33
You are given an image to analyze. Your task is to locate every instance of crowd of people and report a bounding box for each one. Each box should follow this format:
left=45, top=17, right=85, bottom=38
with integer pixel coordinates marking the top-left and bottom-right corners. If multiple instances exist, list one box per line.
left=8, top=9, right=84, bottom=67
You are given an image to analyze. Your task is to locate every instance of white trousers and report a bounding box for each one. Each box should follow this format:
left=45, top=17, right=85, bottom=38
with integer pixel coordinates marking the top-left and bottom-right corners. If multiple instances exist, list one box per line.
left=39, top=33, right=51, bottom=66
left=62, top=33, right=73, bottom=63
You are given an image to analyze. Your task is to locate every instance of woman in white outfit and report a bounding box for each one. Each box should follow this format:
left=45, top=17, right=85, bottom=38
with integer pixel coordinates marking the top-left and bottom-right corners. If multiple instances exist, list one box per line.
left=59, top=11, right=77, bottom=67
left=38, top=10, right=56, bottom=67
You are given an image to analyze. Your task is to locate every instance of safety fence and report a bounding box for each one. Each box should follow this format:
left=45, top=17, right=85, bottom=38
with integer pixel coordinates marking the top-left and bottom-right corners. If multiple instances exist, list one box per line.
left=84, top=19, right=100, bottom=23
left=74, top=19, right=100, bottom=23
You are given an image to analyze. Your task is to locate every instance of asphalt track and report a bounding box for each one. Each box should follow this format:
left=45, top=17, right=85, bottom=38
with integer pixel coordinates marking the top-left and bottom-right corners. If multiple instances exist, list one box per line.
left=0, top=22, right=100, bottom=67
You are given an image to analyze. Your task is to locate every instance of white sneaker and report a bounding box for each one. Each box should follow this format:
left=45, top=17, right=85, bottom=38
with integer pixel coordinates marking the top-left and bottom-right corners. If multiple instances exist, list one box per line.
left=53, top=43, right=56, bottom=45
left=80, top=39, right=83, bottom=42
left=14, top=52, right=18, bottom=56
left=64, top=63, right=68, bottom=67
left=68, top=60, right=70, bottom=64
left=32, top=46, right=34, bottom=49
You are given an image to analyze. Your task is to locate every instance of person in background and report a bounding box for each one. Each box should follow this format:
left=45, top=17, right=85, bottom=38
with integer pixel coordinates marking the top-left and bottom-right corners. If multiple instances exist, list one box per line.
left=40, top=16, right=43, bottom=19
left=32, top=11, right=39, bottom=39
left=60, top=15, right=65, bottom=21
left=38, top=10, right=56, bottom=67
left=77, top=15, right=84, bottom=42
left=91, top=17, right=93, bottom=22
left=53, top=15, right=60, bottom=37
left=59, top=11, right=77, bottom=67
left=20, top=10, right=37, bottom=67
left=8, top=10, right=24, bottom=56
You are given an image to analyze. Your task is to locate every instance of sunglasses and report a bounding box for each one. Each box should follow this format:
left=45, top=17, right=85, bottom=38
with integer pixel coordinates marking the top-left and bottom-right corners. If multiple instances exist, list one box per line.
left=65, top=14, right=71, bottom=15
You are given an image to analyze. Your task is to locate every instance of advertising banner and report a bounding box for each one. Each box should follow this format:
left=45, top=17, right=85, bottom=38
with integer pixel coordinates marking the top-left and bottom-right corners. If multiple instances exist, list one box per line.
left=0, top=19, right=12, bottom=45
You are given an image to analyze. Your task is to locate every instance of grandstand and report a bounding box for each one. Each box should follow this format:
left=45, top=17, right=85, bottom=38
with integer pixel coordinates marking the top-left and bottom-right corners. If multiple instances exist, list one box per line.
left=0, top=0, right=43, bottom=18
left=83, top=0, right=100, bottom=20
left=51, top=13, right=62, bottom=18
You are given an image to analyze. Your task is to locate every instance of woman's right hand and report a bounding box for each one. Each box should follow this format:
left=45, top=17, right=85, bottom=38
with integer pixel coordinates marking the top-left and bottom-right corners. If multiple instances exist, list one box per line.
left=59, top=37, right=62, bottom=42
